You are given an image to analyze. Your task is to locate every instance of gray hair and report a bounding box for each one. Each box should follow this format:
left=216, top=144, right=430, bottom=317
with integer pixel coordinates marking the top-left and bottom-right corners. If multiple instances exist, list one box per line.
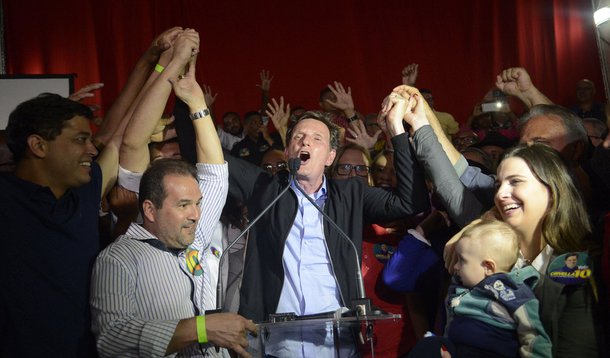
left=520, top=104, right=588, bottom=145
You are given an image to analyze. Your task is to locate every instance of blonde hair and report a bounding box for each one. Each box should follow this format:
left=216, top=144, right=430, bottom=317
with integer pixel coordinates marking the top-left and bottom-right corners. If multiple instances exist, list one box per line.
left=460, top=219, right=520, bottom=272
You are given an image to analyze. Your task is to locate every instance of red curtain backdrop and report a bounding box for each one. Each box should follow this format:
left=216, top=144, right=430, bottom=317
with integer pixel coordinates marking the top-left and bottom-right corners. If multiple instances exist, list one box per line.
left=3, top=0, right=604, bottom=123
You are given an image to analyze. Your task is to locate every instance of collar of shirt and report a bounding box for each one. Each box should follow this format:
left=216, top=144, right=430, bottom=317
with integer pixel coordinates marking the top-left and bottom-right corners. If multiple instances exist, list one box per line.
left=514, top=244, right=554, bottom=274
left=125, top=223, right=183, bottom=256
left=290, top=175, right=328, bottom=206
left=4, top=172, right=77, bottom=203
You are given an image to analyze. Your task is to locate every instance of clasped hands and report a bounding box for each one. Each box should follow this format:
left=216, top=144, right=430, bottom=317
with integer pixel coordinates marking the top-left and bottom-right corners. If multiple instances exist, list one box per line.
left=378, top=85, right=431, bottom=137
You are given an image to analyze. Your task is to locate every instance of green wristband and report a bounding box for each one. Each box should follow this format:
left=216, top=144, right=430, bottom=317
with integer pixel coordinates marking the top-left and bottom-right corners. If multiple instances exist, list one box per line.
left=196, top=315, right=208, bottom=344
left=155, top=64, right=165, bottom=73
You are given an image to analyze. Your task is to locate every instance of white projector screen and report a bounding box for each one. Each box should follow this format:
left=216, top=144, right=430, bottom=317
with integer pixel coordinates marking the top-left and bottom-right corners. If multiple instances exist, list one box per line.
left=0, top=74, right=75, bottom=129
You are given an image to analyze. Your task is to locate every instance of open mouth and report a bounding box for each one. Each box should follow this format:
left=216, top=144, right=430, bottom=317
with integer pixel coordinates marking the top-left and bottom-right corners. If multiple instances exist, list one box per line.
left=502, top=203, right=520, bottom=215
left=299, top=151, right=310, bottom=163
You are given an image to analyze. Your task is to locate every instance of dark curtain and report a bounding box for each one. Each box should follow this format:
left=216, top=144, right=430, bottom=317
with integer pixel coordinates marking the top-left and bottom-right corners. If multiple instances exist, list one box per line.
left=3, top=0, right=604, bottom=122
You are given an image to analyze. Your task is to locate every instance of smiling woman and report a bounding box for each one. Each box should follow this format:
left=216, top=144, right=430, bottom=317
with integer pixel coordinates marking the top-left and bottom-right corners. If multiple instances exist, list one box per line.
left=449, top=144, right=599, bottom=357
left=495, top=144, right=591, bottom=257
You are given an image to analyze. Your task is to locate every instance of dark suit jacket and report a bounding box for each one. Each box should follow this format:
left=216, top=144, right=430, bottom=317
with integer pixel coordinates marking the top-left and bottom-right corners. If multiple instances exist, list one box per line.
left=226, top=133, right=430, bottom=322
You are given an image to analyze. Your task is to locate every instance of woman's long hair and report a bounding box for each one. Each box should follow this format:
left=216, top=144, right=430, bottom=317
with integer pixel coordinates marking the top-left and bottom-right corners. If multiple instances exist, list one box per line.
left=501, top=144, right=591, bottom=253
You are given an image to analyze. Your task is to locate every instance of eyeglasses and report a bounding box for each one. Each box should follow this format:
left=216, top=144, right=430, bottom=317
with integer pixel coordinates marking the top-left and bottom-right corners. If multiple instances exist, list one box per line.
left=262, top=161, right=288, bottom=173
left=335, top=163, right=370, bottom=177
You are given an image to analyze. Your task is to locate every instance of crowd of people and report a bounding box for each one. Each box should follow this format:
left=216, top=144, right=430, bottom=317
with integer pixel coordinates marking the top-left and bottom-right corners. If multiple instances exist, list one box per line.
left=1, top=27, right=609, bottom=358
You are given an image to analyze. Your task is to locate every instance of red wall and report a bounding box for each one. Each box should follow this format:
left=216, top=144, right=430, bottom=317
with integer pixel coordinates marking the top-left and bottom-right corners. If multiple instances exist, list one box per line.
left=3, top=0, right=604, bottom=123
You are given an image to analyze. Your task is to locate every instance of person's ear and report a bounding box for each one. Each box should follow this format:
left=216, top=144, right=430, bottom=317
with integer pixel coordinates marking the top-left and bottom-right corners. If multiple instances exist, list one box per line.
left=26, top=134, right=47, bottom=158
left=142, top=200, right=157, bottom=223
left=482, top=259, right=496, bottom=276
left=325, top=149, right=337, bottom=166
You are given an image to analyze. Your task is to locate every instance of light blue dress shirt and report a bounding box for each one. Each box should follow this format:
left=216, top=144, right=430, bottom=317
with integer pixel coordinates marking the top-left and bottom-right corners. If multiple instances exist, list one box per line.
left=265, top=177, right=355, bottom=357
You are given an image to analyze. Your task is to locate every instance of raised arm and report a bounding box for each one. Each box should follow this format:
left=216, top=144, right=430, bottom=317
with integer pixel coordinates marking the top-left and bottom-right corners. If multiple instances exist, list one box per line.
left=170, top=54, right=223, bottom=165
left=93, top=28, right=183, bottom=198
left=393, top=84, right=462, bottom=166
left=495, top=67, right=552, bottom=108
left=265, top=96, right=290, bottom=147
left=400, top=93, right=486, bottom=227
left=202, top=84, right=218, bottom=120
left=120, top=29, right=198, bottom=173
left=345, top=119, right=381, bottom=150
left=361, top=92, right=430, bottom=221
left=69, top=82, right=104, bottom=103
left=401, top=63, right=419, bottom=86
left=326, top=81, right=361, bottom=122
left=257, top=70, right=273, bottom=116
left=94, top=27, right=183, bottom=149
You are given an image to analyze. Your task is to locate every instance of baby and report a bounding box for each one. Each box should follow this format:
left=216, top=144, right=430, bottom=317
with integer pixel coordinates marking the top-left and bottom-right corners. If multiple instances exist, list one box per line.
left=446, top=219, right=552, bottom=358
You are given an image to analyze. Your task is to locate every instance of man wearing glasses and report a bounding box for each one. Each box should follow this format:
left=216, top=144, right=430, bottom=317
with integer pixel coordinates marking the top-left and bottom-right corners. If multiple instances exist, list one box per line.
left=260, top=149, right=288, bottom=175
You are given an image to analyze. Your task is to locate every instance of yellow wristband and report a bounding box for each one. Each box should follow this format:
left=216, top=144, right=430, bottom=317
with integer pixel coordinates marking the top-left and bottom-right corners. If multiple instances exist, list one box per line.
left=196, top=315, right=208, bottom=344
left=155, top=64, right=165, bottom=73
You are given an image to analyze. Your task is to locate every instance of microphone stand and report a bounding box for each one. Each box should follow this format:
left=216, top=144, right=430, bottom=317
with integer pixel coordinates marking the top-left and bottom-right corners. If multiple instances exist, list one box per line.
left=215, top=158, right=300, bottom=310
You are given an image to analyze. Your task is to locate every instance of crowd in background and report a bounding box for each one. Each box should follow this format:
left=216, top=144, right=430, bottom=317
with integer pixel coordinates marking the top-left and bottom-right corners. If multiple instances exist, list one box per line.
left=1, top=27, right=609, bottom=358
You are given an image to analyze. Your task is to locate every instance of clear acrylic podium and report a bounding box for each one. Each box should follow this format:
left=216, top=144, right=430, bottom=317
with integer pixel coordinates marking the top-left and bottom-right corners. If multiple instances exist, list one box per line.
left=246, top=312, right=401, bottom=357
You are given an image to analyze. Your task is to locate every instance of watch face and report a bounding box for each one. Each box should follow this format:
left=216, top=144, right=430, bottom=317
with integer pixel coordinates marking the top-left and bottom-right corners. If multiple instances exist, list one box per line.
left=190, top=109, right=210, bottom=120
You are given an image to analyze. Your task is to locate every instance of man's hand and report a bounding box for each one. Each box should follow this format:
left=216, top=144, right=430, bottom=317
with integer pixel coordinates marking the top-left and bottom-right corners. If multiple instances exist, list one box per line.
left=157, top=34, right=176, bottom=68
left=169, top=54, right=205, bottom=110
left=69, top=82, right=104, bottom=102
left=203, top=84, right=218, bottom=108
left=326, top=81, right=356, bottom=118
left=401, top=93, right=429, bottom=133
left=172, top=29, right=200, bottom=65
left=345, top=119, right=381, bottom=149
left=206, top=313, right=258, bottom=358
left=495, top=67, right=552, bottom=108
left=143, top=26, right=183, bottom=65
left=379, top=92, right=408, bottom=137
left=257, top=70, right=274, bottom=92
left=266, top=97, right=290, bottom=146
left=401, top=63, right=419, bottom=86
left=495, top=67, right=534, bottom=98
left=393, top=85, right=433, bottom=132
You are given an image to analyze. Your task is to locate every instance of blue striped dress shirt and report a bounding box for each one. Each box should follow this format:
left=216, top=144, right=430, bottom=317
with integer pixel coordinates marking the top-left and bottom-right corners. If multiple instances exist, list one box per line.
left=91, top=163, right=228, bottom=357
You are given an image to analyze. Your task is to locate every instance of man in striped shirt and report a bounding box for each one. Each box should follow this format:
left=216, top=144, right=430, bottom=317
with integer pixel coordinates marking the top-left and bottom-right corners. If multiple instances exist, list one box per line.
left=90, top=33, right=256, bottom=357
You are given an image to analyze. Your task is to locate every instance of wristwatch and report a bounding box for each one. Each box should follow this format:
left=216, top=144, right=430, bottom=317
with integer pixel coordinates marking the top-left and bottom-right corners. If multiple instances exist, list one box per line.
left=190, top=108, right=211, bottom=120
left=347, top=114, right=359, bottom=122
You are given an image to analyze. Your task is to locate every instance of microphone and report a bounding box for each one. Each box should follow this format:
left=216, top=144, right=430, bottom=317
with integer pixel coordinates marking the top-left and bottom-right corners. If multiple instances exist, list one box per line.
left=215, top=158, right=301, bottom=310
left=289, top=159, right=373, bottom=317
